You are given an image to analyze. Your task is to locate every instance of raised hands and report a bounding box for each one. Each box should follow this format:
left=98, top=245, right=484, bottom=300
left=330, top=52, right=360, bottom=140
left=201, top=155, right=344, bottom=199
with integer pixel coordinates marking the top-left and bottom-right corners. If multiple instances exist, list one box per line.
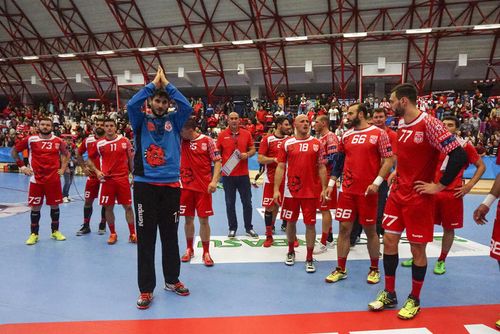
left=152, top=66, right=169, bottom=89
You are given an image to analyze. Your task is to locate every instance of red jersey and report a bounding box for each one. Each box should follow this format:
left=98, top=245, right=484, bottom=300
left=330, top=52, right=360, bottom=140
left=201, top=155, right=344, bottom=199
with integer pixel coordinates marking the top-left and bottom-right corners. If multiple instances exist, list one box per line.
left=216, top=128, right=254, bottom=176
left=339, top=125, right=393, bottom=195
left=392, top=113, right=460, bottom=202
left=96, top=135, right=133, bottom=180
left=278, top=136, right=326, bottom=199
left=15, top=134, right=68, bottom=184
left=180, top=134, right=221, bottom=192
left=385, top=127, right=398, bottom=155
left=78, top=135, right=102, bottom=179
left=319, top=131, right=340, bottom=175
left=434, top=138, right=480, bottom=192
left=258, top=133, right=287, bottom=184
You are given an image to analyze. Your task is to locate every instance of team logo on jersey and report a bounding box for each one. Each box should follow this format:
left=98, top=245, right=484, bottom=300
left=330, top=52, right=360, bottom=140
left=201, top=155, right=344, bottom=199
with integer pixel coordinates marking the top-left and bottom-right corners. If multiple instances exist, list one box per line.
left=288, top=175, right=302, bottom=193
left=144, top=144, right=165, bottom=167
left=180, top=167, right=194, bottom=184
left=121, top=142, right=127, bottom=149
left=164, top=121, right=173, bottom=132
left=147, top=121, right=155, bottom=131
left=369, top=135, right=378, bottom=144
left=201, top=142, right=208, bottom=151
left=313, top=144, right=319, bottom=152
left=414, top=131, right=424, bottom=144
left=55, top=143, right=60, bottom=149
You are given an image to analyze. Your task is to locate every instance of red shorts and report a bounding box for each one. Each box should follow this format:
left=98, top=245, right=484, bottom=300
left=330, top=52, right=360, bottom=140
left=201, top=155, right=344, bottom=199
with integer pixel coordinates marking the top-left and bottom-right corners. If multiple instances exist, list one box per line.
left=28, top=181, right=63, bottom=206
left=262, top=182, right=284, bottom=208
left=434, top=191, right=463, bottom=229
left=319, top=187, right=337, bottom=211
left=281, top=197, right=317, bottom=225
left=84, top=178, right=101, bottom=201
left=491, top=207, right=500, bottom=261
left=180, top=188, right=213, bottom=217
left=383, top=194, right=434, bottom=243
left=99, top=178, right=131, bottom=206
left=335, top=192, right=377, bottom=225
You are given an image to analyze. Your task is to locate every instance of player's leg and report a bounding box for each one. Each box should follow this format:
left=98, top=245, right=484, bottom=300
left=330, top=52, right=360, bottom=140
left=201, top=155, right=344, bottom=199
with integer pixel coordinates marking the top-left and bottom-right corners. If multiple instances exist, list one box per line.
left=199, top=216, right=213, bottom=266
left=104, top=205, right=117, bottom=244
left=262, top=183, right=275, bottom=246
left=123, top=204, right=136, bottom=243
left=302, top=198, right=318, bottom=273
left=45, top=181, right=65, bottom=241
left=26, top=182, right=43, bottom=245
left=115, top=179, right=134, bottom=241
left=181, top=216, right=195, bottom=262
left=99, top=180, right=117, bottom=243
left=282, top=197, right=299, bottom=266
left=222, top=176, right=238, bottom=237
left=78, top=179, right=99, bottom=236
left=360, top=193, right=381, bottom=284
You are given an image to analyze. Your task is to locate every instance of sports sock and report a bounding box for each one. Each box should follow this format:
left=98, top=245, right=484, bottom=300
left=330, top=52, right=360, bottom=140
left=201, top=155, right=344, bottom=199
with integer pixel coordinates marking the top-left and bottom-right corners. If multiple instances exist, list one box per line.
left=127, top=223, right=135, bottom=235
left=438, top=251, right=448, bottom=262
left=410, top=264, right=427, bottom=300
left=30, top=211, right=41, bottom=234
left=264, top=211, right=273, bottom=234
left=108, top=223, right=116, bottom=234
left=320, top=232, right=328, bottom=246
left=50, top=208, right=60, bottom=232
left=306, top=247, right=313, bottom=261
left=383, top=253, right=399, bottom=293
left=187, top=237, right=194, bottom=250
left=202, top=241, right=210, bottom=254
left=83, top=206, right=92, bottom=225
left=100, top=206, right=106, bottom=223
left=338, top=257, right=347, bottom=271
left=265, top=226, right=273, bottom=237
left=370, top=257, right=379, bottom=269
left=288, top=241, right=295, bottom=254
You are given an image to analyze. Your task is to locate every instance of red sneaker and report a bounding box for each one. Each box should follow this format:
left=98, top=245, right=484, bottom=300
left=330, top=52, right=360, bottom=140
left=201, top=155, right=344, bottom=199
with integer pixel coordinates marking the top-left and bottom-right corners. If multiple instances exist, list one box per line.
left=294, top=238, right=299, bottom=248
left=107, top=233, right=117, bottom=245
left=136, top=292, right=153, bottom=309
left=128, top=234, right=137, bottom=243
left=203, top=253, right=214, bottom=267
left=263, top=236, right=274, bottom=248
left=181, top=248, right=194, bottom=262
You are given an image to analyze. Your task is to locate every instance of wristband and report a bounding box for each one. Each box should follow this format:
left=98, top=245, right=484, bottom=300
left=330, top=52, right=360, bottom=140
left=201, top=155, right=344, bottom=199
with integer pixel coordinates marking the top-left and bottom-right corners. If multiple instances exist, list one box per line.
left=328, top=179, right=336, bottom=187
left=482, top=194, right=498, bottom=208
left=16, top=160, right=25, bottom=168
left=373, top=176, right=384, bottom=186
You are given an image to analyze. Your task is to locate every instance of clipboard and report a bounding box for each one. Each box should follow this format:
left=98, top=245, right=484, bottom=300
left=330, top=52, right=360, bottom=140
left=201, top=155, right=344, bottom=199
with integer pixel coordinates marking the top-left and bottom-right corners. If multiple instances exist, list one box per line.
left=221, top=149, right=241, bottom=176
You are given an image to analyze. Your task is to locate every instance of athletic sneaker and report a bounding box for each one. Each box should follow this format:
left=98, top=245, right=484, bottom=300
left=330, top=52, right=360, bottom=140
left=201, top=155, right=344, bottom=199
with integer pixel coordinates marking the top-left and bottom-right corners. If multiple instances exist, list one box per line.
left=203, top=253, right=214, bottom=267
left=181, top=249, right=194, bottom=262
left=246, top=229, right=259, bottom=238
left=25, top=233, right=39, bottom=245
left=107, top=233, right=117, bottom=245
left=76, top=224, right=91, bottom=236
left=136, top=292, right=153, bottom=309
left=398, top=295, right=420, bottom=320
left=313, top=241, right=335, bottom=254
left=368, top=290, right=398, bottom=311
left=285, top=252, right=295, bottom=266
left=98, top=222, right=106, bottom=235
left=401, top=258, right=413, bottom=267
left=325, top=267, right=347, bottom=283
left=129, top=234, right=137, bottom=243
left=433, top=260, right=446, bottom=275
left=263, top=236, right=274, bottom=248
left=305, top=260, right=316, bottom=273
left=51, top=230, right=66, bottom=241
left=327, top=232, right=334, bottom=243
left=63, top=197, right=69, bottom=203
left=164, top=282, right=190, bottom=296
left=496, top=319, right=500, bottom=329
left=367, top=267, right=381, bottom=284
left=228, top=230, right=236, bottom=239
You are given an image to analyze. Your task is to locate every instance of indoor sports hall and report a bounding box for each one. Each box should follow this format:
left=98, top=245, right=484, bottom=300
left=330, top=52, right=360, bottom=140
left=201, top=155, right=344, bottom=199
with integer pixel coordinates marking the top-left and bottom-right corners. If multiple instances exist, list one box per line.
left=0, top=1, right=499, bottom=333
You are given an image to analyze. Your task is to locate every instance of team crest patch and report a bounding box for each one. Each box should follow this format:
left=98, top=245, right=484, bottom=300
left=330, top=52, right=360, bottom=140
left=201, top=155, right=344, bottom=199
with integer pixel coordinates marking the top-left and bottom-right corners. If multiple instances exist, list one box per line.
left=144, top=144, right=165, bottom=167
left=55, top=143, right=60, bottom=149
left=414, top=131, right=424, bottom=144
left=313, top=144, right=319, bottom=152
left=201, top=142, right=208, bottom=151
left=147, top=121, right=155, bottom=131
left=369, top=135, right=378, bottom=144
left=164, top=121, right=172, bottom=132
left=122, top=142, right=127, bottom=149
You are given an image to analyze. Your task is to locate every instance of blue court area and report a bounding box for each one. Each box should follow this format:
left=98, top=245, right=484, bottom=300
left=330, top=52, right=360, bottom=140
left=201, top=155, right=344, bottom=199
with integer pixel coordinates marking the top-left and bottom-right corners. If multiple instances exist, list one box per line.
left=0, top=172, right=499, bottom=326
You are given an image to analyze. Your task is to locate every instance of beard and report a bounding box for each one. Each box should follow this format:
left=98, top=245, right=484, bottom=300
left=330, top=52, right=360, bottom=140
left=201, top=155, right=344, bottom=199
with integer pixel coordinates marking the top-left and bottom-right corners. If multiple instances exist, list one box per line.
left=394, top=105, right=405, bottom=117
left=152, top=108, right=166, bottom=117
left=39, top=129, right=51, bottom=135
left=95, top=128, right=105, bottom=137
left=346, top=116, right=361, bottom=129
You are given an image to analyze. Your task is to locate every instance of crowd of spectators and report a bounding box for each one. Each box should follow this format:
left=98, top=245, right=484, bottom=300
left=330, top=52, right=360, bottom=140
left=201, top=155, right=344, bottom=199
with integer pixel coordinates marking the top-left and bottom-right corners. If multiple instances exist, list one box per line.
left=1, top=88, right=499, bottom=158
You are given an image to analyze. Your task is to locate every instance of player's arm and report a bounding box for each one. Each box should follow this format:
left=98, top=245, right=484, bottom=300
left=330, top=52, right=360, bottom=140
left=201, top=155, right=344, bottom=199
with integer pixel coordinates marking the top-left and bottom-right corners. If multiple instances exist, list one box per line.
left=454, top=146, right=486, bottom=198
left=126, top=139, right=134, bottom=174
left=58, top=141, right=71, bottom=176
left=76, top=140, right=91, bottom=176
left=257, top=154, right=277, bottom=165
left=365, top=155, right=395, bottom=195
left=273, top=162, right=285, bottom=204
left=127, top=68, right=164, bottom=130
left=473, top=173, right=500, bottom=225
left=208, top=160, right=222, bottom=193
left=326, top=152, right=344, bottom=199
left=318, top=163, right=328, bottom=203
left=10, top=140, right=32, bottom=175
left=162, top=69, right=193, bottom=130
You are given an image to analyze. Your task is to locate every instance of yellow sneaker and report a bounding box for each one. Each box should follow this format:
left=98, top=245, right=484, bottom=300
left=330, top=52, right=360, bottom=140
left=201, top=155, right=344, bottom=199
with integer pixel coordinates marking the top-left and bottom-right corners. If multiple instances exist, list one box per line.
left=25, top=233, right=39, bottom=245
left=496, top=319, right=500, bottom=329
left=367, top=267, right=380, bottom=284
left=325, top=267, right=347, bottom=283
left=397, top=296, right=420, bottom=320
left=50, top=230, right=66, bottom=241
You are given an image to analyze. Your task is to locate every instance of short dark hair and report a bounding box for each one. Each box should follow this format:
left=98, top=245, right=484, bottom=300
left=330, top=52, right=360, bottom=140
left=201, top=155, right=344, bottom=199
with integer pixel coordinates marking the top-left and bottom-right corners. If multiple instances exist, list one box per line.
left=182, top=117, right=197, bottom=130
left=373, top=107, right=386, bottom=116
left=442, top=115, right=460, bottom=128
left=350, top=103, right=369, bottom=118
left=39, top=117, right=53, bottom=124
left=104, top=118, right=116, bottom=125
left=275, top=116, right=289, bottom=125
left=391, top=83, right=417, bottom=105
left=152, top=89, right=169, bottom=100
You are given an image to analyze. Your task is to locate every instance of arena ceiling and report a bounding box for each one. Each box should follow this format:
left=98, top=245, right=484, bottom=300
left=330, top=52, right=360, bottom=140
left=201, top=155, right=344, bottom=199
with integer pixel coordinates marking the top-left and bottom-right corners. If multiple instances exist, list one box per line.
left=0, top=0, right=498, bottom=105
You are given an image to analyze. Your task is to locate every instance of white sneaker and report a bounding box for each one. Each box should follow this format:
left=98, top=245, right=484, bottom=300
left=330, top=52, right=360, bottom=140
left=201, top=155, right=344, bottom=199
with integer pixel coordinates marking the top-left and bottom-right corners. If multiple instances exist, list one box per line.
left=63, top=197, right=69, bottom=203
left=313, top=243, right=328, bottom=254
left=285, top=252, right=295, bottom=266
left=67, top=196, right=72, bottom=202
left=305, top=260, right=316, bottom=273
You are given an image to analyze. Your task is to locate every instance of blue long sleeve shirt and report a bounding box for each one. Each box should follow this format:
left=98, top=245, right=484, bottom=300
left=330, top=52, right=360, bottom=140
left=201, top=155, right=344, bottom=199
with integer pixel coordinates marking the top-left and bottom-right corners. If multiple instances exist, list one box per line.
left=127, top=82, right=192, bottom=183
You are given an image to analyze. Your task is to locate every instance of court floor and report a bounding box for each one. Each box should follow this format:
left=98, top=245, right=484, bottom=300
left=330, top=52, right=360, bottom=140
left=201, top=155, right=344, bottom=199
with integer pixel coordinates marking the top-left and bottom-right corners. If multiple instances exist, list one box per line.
left=0, top=173, right=498, bottom=333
